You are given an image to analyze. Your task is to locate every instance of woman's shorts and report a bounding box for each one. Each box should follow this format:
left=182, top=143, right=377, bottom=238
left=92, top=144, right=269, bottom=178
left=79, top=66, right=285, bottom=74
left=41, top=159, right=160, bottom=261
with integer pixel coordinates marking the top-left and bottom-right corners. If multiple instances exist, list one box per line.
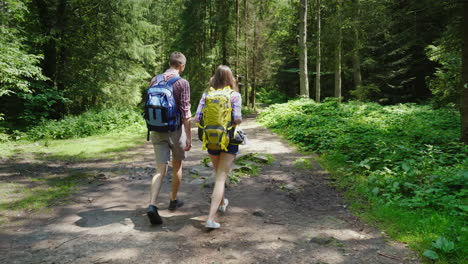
left=207, top=144, right=239, bottom=156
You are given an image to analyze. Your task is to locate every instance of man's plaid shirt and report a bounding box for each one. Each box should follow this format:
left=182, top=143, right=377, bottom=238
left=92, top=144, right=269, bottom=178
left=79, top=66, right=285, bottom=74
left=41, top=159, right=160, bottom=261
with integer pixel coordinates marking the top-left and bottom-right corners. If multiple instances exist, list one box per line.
left=149, top=68, right=191, bottom=119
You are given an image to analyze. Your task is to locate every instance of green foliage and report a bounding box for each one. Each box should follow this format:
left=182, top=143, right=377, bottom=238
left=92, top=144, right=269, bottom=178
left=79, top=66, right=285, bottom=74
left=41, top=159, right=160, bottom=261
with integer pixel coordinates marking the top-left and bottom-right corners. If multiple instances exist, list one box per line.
left=259, top=99, right=467, bottom=262
left=26, top=108, right=145, bottom=141
left=293, top=158, right=314, bottom=169
left=18, top=83, right=70, bottom=124
left=54, top=0, right=161, bottom=113
left=423, top=249, right=439, bottom=260
left=0, top=1, right=45, bottom=97
left=228, top=153, right=273, bottom=184
left=201, top=157, right=211, bottom=167
left=349, top=84, right=381, bottom=102
left=241, top=106, right=257, bottom=116
left=0, top=173, right=87, bottom=212
left=256, top=87, right=290, bottom=105
left=426, top=44, right=461, bottom=107
left=0, top=130, right=146, bottom=160
left=360, top=203, right=466, bottom=264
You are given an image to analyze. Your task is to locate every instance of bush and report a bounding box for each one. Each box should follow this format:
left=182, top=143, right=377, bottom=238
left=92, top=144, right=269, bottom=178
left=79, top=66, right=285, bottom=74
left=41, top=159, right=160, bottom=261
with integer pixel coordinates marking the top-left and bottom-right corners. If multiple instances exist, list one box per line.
left=425, top=44, right=461, bottom=107
left=350, top=83, right=381, bottom=102
left=256, top=87, right=290, bottom=105
left=27, top=108, right=145, bottom=140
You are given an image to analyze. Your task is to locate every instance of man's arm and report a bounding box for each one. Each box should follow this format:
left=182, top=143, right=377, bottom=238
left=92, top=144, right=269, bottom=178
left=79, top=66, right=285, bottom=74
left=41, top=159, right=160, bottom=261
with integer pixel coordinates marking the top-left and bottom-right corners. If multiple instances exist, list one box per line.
left=175, top=79, right=192, bottom=151
left=183, top=117, right=192, bottom=151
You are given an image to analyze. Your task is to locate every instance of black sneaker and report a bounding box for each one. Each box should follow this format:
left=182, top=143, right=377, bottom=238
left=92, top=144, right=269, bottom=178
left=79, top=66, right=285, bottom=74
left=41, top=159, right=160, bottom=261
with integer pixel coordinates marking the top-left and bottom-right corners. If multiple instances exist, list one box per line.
left=147, top=205, right=162, bottom=225
left=168, top=199, right=184, bottom=211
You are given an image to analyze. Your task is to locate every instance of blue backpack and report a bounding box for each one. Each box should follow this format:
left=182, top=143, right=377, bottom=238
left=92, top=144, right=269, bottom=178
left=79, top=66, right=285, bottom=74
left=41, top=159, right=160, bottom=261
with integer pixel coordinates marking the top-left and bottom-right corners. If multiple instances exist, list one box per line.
left=144, top=74, right=181, bottom=140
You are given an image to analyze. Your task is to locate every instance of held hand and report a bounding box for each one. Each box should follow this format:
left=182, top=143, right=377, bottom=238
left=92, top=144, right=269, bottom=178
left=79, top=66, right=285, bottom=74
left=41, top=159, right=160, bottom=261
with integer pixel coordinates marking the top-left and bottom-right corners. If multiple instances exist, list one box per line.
left=184, top=138, right=192, bottom=151
left=233, top=118, right=242, bottom=125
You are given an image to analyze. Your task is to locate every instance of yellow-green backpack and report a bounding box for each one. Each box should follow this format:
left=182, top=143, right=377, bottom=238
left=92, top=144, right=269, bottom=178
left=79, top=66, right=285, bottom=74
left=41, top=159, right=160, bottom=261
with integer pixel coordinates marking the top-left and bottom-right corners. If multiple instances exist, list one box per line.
left=198, top=87, right=233, bottom=151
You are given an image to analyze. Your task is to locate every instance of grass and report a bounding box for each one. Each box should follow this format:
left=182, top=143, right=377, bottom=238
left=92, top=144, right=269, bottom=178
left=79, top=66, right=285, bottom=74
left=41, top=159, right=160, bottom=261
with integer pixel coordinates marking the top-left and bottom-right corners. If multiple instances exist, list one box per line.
left=0, top=173, right=86, bottom=211
left=356, top=204, right=467, bottom=264
left=0, top=129, right=148, bottom=226
left=0, top=172, right=91, bottom=226
left=228, top=153, right=274, bottom=184
left=0, top=130, right=147, bottom=161
left=293, top=157, right=314, bottom=169
left=0, top=107, right=149, bottom=227
left=320, top=148, right=467, bottom=264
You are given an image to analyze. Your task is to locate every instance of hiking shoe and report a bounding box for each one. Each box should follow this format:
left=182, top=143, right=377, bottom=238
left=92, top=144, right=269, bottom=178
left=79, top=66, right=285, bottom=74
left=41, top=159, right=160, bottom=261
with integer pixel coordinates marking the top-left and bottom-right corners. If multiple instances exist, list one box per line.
left=147, top=205, right=162, bottom=225
left=218, top=198, right=229, bottom=213
left=168, top=199, right=184, bottom=211
left=205, top=220, right=220, bottom=229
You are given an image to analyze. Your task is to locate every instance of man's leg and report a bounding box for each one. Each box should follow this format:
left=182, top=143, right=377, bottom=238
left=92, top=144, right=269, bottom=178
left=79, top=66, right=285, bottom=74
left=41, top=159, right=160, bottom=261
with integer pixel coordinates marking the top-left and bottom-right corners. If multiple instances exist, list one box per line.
left=148, top=131, right=171, bottom=225
left=168, top=125, right=187, bottom=210
left=150, top=163, right=169, bottom=206
left=170, top=160, right=182, bottom=201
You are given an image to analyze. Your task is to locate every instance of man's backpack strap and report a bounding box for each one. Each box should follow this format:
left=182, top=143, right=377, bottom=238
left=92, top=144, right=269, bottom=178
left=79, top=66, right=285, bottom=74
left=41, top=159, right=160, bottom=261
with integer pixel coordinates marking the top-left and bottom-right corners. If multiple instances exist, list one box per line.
left=155, top=74, right=164, bottom=84
left=167, top=75, right=181, bottom=86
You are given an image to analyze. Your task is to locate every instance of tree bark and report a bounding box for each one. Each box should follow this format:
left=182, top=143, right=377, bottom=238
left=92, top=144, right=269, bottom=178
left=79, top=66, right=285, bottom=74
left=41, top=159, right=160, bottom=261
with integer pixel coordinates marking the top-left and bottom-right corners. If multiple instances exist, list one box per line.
left=220, top=1, right=228, bottom=65
left=251, top=9, right=258, bottom=109
left=315, top=0, right=321, bottom=102
left=334, top=0, right=342, bottom=100
left=299, top=0, right=309, bottom=97
left=235, top=0, right=240, bottom=75
left=243, top=0, right=250, bottom=107
left=334, top=28, right=342, bottom=99
left=461, top=1, right=468, bottom=143
left=33, top=0, right=56, bottom=84
left=352, top=0, right=362, bottom=89
left=56, top=0, right=67, bottom=90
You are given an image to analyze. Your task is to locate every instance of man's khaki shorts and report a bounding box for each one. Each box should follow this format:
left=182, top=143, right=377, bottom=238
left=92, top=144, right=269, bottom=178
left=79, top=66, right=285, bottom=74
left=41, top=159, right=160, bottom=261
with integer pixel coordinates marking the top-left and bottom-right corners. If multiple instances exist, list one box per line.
left=150, top=125, right=187, bottom=164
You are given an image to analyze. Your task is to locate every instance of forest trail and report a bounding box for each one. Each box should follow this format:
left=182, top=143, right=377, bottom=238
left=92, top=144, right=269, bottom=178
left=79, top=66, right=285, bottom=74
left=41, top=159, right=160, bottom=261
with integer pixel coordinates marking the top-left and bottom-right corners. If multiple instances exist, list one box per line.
left=0, top=117, right=420, bottom=264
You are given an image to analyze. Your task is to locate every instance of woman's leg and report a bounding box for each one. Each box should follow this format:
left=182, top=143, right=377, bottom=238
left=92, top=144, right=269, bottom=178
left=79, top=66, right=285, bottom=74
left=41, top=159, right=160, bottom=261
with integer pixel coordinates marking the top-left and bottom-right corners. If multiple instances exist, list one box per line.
left=209, top=154, right=226, bottom=206
left=209, top=154, right=220, bottom=172
left=207, top=152, right=235, bottom=222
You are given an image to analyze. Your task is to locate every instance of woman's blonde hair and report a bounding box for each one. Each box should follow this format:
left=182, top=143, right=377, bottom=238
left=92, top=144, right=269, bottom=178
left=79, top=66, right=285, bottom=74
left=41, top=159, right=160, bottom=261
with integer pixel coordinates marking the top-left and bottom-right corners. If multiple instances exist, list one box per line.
left=209, top=65, right=238, bottom=91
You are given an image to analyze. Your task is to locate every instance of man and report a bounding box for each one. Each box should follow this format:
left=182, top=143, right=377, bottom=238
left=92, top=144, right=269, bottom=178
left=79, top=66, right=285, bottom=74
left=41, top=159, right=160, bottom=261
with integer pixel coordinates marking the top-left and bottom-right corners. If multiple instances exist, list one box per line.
left=147, top=52, right=192, bottom=225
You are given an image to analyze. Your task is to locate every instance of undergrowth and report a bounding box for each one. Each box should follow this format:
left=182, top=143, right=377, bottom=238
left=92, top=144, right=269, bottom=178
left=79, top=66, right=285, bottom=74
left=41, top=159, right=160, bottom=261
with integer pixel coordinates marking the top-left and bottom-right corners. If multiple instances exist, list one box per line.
left=228, top=153, right=274, bottom=184
left=1, top=107, right=145, bottom=142
left=259, top=98, right=467, bottom=264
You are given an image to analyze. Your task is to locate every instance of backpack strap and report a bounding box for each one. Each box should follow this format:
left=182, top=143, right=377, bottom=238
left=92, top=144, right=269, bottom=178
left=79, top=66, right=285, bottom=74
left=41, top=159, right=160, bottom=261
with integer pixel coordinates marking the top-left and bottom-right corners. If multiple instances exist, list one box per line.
left=167, top=75, right=181, bottom=86
left=156, top=74, right=164, bottom=84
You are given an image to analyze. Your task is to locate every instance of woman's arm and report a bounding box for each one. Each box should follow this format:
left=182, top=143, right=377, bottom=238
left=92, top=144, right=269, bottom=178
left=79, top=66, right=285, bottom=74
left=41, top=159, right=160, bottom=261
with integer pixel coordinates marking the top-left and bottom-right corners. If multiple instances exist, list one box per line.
left=194, top=92, right=207, bottom=123
left=231, top=92, right=242, bottom=125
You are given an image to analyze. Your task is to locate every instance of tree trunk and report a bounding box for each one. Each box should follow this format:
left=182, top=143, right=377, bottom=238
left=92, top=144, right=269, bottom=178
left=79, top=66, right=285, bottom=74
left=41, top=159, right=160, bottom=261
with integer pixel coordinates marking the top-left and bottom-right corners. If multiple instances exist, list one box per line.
left=220, top=1, right=228, bottom=65
left=315, top=0, right=321, bottom=102
left=352, top=0, right=362, bottom=89
left=243, top=0, right=250, bottom=107
left=461, top=1, right=468, bottom=143
left=209, top=0, right=215, bottom=47
left=235, top=0, right=240, bottom=75
left=334, top=0, right=342, bottom=100
left=56, top=0, right=67, bottom=90
left=299, top=0, right=309, bottom=97
left=33, top=0, right=57, bottom=84
left=53, top=0, right=67, bottom=117
left=251, top=9, right=257, bottom=109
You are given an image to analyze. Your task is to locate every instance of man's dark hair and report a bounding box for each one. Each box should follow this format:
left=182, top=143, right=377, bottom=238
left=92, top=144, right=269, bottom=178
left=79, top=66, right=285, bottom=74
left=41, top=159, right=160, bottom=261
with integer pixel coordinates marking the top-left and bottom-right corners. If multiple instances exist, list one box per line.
left=169, top=52, right=186, bottom=67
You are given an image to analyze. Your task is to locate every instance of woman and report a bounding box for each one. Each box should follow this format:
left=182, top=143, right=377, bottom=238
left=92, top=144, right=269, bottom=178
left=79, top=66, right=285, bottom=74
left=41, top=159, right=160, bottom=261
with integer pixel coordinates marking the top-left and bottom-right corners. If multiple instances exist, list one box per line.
left=195, top=65, right=242, bottom=229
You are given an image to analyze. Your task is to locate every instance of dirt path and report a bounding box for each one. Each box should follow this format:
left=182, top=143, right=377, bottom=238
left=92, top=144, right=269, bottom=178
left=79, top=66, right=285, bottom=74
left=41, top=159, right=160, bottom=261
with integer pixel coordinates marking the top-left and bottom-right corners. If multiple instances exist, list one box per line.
left=0, top=117, right=420, bottom=264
